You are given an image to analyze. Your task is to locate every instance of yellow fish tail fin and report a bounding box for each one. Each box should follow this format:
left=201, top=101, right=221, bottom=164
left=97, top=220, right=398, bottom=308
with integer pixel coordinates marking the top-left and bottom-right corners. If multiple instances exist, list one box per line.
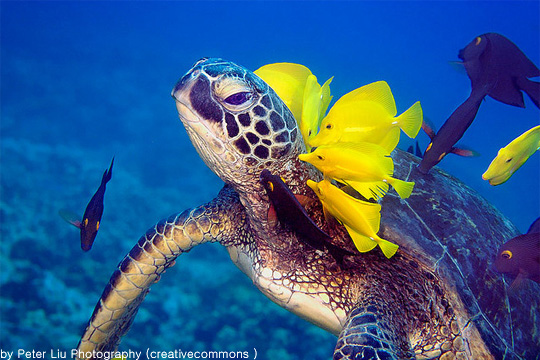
left=344, top=225, right=378, bottom=253
left=375, top=237, right=399, bottom=258
left=387, top=178, right=415, bottom=199
left=396, top=101, right=423, bottom=138
left=347, top=180, right=389, bottom=201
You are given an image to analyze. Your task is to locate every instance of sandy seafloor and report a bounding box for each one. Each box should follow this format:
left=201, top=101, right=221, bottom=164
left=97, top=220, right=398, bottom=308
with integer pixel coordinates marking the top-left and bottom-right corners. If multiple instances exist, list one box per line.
left=1, top=1, right=539, bottom=359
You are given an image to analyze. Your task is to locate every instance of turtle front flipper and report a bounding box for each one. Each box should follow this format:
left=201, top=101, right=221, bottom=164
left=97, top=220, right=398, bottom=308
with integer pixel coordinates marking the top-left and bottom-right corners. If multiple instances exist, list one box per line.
left=333, top=303, right=409, bottom=360
left=76, top=185, right=243, bottom=358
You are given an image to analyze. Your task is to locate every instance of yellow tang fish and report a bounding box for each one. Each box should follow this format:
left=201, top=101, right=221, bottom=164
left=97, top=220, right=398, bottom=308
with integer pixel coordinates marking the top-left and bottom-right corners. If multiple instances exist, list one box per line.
left=307, top=179, right=399, bottom=259
left=254, top=63, right=311, bottom=122
left=482, top=125, right=540, bottom=185
left=299, top=142, right=414, bottom=200
left=254, top=63, right=333, bottom=149
left=309, top=81, right=423, bottom=153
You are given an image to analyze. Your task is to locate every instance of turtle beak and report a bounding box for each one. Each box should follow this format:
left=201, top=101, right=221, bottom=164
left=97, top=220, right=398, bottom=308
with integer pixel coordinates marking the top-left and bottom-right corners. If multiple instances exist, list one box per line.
left=171, top=70, right=200, bottom=124
left=171, top=68, right=197, bottom=104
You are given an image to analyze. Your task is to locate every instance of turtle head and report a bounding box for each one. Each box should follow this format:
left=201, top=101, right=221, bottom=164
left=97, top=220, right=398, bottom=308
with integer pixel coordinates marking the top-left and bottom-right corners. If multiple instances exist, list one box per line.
left=172, top=58, right=304, bottom=192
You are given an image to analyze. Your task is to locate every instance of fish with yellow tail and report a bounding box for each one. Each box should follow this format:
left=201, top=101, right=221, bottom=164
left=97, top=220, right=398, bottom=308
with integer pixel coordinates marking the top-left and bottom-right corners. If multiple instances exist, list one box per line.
left=309, top=81, right=423, bottom=152
left=254, top=62, right=333, bottom=149
left=299, top=142, right=414, bottom=200
left=300, top=74, right=333, bottom=148
left=307, top=179, right=399, bottom=259
left=482, top=125, right=540, bottom=185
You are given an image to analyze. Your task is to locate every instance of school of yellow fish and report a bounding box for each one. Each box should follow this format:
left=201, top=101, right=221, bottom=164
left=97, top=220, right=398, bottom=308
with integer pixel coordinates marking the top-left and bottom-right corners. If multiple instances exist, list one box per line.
left=254, top=63, right=423, bottom=258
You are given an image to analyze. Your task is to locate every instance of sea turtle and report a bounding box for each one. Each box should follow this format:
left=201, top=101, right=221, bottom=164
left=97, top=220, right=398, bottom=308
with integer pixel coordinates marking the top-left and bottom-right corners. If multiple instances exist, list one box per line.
left=76, top=58, right=539, bottom=359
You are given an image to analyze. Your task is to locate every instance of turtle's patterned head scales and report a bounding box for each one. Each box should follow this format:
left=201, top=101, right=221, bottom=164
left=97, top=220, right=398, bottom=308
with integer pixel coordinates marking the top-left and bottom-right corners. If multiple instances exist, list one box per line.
left=172, top=58, right=304, bottom=188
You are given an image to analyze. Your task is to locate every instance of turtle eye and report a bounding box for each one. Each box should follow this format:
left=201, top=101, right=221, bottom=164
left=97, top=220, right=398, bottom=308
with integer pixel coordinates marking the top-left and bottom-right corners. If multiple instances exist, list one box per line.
left=224, top=92, right=252, bottom=106
left=214, top=76, right=256, bottom=111
left=501, top=250, right=512, bottom=259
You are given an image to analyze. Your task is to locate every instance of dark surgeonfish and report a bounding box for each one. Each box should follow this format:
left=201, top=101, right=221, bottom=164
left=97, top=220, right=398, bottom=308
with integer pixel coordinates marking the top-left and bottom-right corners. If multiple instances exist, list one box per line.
left=60, top=157, right=114, bottom=251
left=460, top=33, right=540, bottom=108
left=494, top=217, right=540, bottom=290
left=407, top=140, right=424, bottom=158
left=418, top=33, right=540, bottom=174
left=259, top=169, right=355, bottom=264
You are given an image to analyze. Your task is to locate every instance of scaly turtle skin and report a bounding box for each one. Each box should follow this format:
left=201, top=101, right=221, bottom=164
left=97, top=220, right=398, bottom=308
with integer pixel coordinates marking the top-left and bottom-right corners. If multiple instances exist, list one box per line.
left=76, top=58, right=539, bottom=359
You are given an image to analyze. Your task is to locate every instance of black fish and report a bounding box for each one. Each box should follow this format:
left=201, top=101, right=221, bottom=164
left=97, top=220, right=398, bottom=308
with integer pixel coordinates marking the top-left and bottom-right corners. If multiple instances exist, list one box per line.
left=259, top=169, right=355, bottom=264
left=460, top=33, right=540, bottom=108
left=60, top=157, right=114, bottom=251
left=417, top=92, right=482, bottom=173
left=407, top=141, right=423, bottom=158
left=494, top=217, right=540, bottom=289
left=418, top=33, right=539, bottom=174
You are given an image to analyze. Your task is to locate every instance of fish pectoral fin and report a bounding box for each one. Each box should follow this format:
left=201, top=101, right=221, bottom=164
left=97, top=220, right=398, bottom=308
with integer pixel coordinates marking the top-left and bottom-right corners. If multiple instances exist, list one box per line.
left=396, top=101, right=423, bottom=138
left=508, top=272, right=527, bottom=292
left=58, top=209, right=82, bottom=229
left=344, top=225, right=378, bottom=253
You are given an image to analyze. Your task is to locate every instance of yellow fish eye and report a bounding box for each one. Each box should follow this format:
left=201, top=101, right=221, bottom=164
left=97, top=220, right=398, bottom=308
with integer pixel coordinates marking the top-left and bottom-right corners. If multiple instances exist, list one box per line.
left=501, top=250, right=512, bottom=259
left=325, top=123, right=333, bottom=130
left=317, top=155, right=325, bottom=161
left=475, top=36, right=482, bottom=46
left=505, top=158, right=513, bottom=163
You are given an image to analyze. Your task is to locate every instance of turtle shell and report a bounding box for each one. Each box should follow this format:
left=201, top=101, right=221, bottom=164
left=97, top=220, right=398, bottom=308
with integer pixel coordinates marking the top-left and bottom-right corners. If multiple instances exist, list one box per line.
left=381, top=149, right=539, bottom=358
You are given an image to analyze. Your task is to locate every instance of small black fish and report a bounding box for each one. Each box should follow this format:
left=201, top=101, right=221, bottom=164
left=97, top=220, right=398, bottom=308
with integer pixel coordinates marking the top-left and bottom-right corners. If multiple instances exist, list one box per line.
left=494, top=217, right=540, bottom=289
left=418, top=33, right=539, bottom=174
left=259, top=169, right=355, bottom=264
left=60, top=157, right=114, bottom=251
left=407, top=141, right=423, bottom=158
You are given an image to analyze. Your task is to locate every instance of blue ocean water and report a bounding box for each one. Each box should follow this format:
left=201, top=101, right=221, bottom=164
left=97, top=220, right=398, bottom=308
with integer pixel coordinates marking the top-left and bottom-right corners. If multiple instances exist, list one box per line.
left=1, top=1, right=538, bottom=359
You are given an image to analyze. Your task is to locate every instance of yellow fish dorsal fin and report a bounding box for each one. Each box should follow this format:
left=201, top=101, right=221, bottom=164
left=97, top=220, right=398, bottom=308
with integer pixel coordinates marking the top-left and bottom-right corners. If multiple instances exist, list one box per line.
left=337, top=81, right=397, bottom=116
left=356, top=199, right=382, bottom=233
left=336, top=188, right=382, bottom=232
left=344, top=224, right=378, bottom=253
